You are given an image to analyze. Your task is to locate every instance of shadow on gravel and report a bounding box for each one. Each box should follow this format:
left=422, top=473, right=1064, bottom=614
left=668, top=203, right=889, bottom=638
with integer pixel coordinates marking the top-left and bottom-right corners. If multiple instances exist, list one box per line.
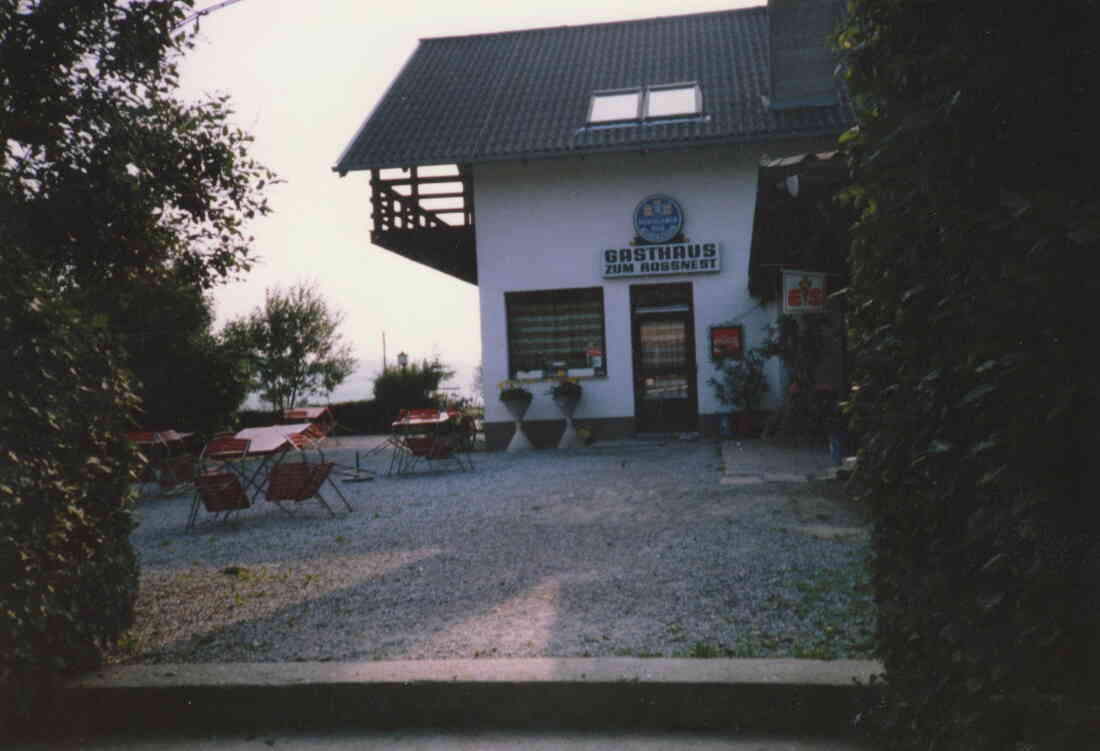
left=118, top=438, right=872, bottom=665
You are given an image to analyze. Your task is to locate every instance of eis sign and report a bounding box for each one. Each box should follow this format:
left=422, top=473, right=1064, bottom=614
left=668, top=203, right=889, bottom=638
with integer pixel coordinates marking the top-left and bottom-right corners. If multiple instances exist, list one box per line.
left=601, top=194, right=721, bottom=279
left=782, top=270, right=827, bottom=314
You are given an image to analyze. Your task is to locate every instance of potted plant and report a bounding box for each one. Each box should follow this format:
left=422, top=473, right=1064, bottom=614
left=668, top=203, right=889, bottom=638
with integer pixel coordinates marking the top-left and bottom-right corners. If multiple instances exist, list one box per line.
left=708, top=349, right=769, bottom=437
left=498, top=382, right=534, bottom=452
left=499, top=384, right=533, bottom=405
left=547, top=378, right=583, bottom=448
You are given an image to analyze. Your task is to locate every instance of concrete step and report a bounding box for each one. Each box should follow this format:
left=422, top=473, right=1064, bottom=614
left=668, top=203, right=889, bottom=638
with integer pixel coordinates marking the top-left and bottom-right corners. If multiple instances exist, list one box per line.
left=19, top=729, right=875, bottom=750
left=44, top=658, right=879, bottom=741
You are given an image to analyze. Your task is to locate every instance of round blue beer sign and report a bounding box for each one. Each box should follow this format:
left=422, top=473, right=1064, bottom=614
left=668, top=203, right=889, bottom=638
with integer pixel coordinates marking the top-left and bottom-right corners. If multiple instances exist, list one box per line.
left=633, top=194, right=684, bottom=244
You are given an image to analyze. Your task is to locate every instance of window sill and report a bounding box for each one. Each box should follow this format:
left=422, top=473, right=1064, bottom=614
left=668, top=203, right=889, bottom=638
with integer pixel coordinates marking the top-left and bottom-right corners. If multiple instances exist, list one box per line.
left=510, top=370, right=606, bottom=383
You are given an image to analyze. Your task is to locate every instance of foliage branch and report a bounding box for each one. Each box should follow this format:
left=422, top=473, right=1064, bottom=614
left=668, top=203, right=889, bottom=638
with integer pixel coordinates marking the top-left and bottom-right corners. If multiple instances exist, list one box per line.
left=104, top=272, right=252, bottom=435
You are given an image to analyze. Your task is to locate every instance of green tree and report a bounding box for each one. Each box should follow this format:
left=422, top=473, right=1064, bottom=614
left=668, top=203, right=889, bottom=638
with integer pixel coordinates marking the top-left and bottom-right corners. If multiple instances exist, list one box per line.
left=1, top=0, right=272, bottom=712
left=372, top=357, right=456, bottom=424
left=224, top=281, right=357, bottom=413
left=106, top=274, right=252, bottom=435
left=836, top=1, right=1100, bottom=748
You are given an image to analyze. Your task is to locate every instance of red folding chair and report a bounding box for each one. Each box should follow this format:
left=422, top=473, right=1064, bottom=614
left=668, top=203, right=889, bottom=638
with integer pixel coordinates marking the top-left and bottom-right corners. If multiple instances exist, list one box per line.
left=158, top=451, right=195, bottom=495
left=187, top=471, right=250, bottom=531
left=263, top=432, right=352, bottom=517
left=186, top=436, right=256, bottom=531
left=283, top=407, right=336, bottom=440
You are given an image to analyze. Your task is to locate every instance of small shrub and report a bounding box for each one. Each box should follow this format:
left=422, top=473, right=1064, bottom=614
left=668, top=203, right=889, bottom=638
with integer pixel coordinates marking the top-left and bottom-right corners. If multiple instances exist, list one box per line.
left=330, top=399, right=384, bottom=434
left=373, top=358, right=456, bottom=425
left=709, top=349, right=769, bottom=412
left=687, top=642, right=722, bottom=658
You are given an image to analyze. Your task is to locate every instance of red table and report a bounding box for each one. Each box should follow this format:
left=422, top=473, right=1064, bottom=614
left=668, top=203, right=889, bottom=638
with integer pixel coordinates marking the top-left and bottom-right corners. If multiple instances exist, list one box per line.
left=127, top=429, right=195, bottom=495
left=187, top=423, right=330, bottom=530
left=387, top=410, right=472, bottom=474
left=199, top=423, right=316, bottom=499
left=234, top=423, right=316, bottom=455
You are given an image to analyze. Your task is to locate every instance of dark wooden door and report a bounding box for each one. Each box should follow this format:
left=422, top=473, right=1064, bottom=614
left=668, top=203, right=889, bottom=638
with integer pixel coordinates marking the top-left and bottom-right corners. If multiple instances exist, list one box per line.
left=631, top=284, right=697, bottom=433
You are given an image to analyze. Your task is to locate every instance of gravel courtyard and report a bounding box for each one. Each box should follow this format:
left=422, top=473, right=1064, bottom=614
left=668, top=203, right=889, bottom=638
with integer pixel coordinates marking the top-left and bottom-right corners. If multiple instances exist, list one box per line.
left=114, top=437, right=873, bottom=665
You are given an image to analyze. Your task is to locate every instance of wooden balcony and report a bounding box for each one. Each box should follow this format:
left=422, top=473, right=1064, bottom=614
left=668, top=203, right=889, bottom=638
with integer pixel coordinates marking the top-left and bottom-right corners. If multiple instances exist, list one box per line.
left=370, top=165, right=477, bottom=285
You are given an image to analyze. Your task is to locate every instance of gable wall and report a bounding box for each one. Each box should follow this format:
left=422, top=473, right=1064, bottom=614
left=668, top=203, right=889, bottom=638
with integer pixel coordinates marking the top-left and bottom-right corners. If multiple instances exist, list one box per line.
left=473, top=141, right=829, bottom=442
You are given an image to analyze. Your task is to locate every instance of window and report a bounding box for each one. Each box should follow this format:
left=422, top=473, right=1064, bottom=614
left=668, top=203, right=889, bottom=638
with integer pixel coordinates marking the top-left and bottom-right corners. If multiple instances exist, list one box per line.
left=589, top=89, right=641, bottom=123
left=645, top=84, right=701, bottom=118
left=588, top=83, right=702, bottom=124
left=505, top=288, right=606, bottom=378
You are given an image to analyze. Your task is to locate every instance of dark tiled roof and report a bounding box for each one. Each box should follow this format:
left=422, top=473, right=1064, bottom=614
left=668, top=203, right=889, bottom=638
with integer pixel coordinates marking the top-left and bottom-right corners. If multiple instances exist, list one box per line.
left=334, top=7, right=852, bottom=173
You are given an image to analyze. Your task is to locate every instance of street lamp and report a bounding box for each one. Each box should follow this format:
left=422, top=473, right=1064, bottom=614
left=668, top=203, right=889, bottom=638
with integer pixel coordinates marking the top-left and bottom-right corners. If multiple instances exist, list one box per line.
left=397, top=351, right=408, bottom=370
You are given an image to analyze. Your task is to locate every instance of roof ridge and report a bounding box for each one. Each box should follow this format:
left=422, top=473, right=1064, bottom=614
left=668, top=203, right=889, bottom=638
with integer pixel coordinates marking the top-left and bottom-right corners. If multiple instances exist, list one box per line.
left=418, top=5, right=765, bottom=43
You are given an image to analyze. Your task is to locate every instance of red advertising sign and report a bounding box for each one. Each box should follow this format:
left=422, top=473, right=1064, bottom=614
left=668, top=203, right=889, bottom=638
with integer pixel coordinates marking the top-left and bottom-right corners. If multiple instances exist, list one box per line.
left=710, top=325, right=743, bottom=360
left=782, top=270, right=828, bottom=315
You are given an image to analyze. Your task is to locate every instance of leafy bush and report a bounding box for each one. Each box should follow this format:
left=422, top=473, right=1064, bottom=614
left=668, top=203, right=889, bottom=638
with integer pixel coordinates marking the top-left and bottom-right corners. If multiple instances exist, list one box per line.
left=1, top=259, right=139, bottom=725
left=754, top=315, right=841, bottom=445
left=237, top=401, right=387, bottom=435
left=708, top=349, right=769, bottom=413
left=372, top=358, right=455, bottom=426
left=329, top=400, right=385, bottom=435
left=837, top=1, right=1100, bottom=748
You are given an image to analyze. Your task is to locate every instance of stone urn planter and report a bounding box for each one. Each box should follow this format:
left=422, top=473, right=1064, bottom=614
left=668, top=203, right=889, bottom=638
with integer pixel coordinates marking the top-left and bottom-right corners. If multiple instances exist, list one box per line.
left=550, top=380, right=583, bottom=449
left=500, top=388, right=534, bottom=453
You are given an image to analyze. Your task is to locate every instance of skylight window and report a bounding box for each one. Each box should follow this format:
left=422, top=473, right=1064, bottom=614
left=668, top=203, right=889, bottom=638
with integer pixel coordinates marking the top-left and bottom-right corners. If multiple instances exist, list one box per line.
left=645, top=84, right=701, bottom=118
left=589, top=90, right=642, bottom=123
left=587, top=83, right=702, bottom=124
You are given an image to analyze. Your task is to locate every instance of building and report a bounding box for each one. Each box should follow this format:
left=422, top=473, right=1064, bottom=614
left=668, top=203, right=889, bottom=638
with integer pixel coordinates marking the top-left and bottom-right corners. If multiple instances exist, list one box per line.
left=334, top=0, right=853, bottom=448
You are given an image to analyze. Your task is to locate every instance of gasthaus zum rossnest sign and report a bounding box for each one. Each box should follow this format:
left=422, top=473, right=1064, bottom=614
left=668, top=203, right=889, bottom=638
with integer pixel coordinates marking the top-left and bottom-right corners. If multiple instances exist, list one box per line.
left=334, top=0, right=853, bottom=449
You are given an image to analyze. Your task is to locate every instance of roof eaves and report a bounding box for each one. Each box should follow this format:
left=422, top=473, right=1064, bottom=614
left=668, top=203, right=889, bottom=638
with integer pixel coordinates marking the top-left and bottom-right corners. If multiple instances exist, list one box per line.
left=344, top=125, right=848, bottom=172
left=333, top=43, right=424, bottom=176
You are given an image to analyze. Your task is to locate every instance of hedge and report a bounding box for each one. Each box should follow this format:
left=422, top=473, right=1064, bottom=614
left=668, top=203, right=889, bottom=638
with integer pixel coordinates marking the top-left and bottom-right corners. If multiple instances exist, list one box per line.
left=838, top=2, right=1100, bottom=748
left=1, top=260, right=140, bottom=731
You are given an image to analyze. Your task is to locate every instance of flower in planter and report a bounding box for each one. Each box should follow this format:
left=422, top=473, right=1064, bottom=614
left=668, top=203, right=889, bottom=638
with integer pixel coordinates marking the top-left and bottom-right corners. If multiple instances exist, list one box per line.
left=498, top=381, right=533, bottom=403
left=548, top=377, right=582, bottom=400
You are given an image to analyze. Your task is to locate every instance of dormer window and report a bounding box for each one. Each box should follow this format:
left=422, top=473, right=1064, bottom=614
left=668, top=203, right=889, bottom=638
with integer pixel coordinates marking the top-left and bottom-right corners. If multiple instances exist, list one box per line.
left=645, top=84, right=701, bottom=118
left=589, top=89, right=642, bottom=123
left=588, top=83, right=702, bottom=124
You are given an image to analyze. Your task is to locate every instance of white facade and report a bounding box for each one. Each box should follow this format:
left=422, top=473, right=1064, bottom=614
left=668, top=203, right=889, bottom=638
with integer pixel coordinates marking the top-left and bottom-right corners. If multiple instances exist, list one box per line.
left=475, top=143, right=801, bottom=435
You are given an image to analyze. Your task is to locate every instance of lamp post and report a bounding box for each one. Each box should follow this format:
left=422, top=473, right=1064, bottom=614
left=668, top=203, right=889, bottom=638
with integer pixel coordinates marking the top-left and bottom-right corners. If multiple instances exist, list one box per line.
left=397, top=351, right=408, bottom=370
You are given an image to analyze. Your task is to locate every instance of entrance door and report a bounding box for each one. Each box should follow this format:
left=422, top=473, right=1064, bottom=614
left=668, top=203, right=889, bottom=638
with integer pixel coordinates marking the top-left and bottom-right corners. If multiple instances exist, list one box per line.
left=631, top=283, right=698, bottom=433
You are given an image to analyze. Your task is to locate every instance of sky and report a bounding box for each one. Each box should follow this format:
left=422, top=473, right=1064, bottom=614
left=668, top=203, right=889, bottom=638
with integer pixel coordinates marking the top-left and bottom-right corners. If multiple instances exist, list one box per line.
left=177, top=0, right=763, bottom=405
